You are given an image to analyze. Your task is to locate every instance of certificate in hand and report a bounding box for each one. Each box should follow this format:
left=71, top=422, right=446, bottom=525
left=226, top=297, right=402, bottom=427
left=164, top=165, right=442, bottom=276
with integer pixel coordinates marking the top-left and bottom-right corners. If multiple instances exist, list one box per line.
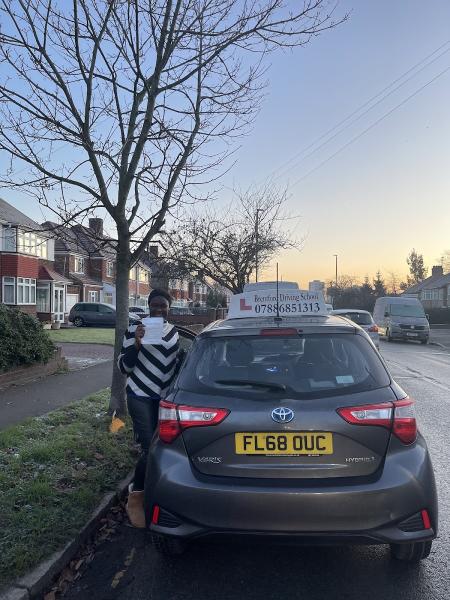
left=140, top=317, right=164, bottom=344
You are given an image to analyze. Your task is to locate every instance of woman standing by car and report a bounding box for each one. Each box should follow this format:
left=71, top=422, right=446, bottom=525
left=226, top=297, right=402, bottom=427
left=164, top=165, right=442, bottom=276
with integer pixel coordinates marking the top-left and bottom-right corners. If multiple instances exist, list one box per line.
left=118, top=289, right=181, bottom=528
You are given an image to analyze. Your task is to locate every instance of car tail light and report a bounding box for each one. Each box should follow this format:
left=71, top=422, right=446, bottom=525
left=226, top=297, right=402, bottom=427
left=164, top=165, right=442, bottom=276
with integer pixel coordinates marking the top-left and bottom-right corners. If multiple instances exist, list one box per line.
left=337, top=397, right=417, bottom=444
left=368, top=325, right=378, bottom=333
left=337, top=402, right=393, bottom=428
left=158, top=400, right=229, bottom=443
left=392, top=397, right=417, bottom=444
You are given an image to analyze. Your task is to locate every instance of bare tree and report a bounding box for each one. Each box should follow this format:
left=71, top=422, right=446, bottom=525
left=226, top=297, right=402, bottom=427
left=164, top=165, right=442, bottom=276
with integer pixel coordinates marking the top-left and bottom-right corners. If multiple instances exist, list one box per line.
left=0, top=0, right=344, bottom=414
left=165, top=184, right=299, bottom=293
left=386, top=271, right=401, bottom=296
left=439, top=250, right=450, bottom=273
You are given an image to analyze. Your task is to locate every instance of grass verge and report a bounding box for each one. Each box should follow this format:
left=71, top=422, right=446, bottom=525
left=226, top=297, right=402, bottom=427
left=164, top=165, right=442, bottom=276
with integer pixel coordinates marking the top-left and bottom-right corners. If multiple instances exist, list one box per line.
left=47, top=328, right=115, bottom=345
left=0, top=389, right=135, bottom=590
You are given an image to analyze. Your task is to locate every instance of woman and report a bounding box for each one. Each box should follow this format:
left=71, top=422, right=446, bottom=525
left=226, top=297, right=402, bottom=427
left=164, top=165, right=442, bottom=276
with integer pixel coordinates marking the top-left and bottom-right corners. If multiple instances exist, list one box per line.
left=118, top=289, right=181, bottom=528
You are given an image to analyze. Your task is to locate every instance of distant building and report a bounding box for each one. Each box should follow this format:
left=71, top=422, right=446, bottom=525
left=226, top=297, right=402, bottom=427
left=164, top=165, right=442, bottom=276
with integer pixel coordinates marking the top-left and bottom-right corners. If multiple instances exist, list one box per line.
left=309, top=280, right=325, bottom=293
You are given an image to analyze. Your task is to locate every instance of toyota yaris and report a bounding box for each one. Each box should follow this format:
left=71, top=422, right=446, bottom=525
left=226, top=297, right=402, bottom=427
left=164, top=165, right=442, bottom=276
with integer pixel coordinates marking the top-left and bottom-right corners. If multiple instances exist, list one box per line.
left=145, top=310, right=437, bottom=562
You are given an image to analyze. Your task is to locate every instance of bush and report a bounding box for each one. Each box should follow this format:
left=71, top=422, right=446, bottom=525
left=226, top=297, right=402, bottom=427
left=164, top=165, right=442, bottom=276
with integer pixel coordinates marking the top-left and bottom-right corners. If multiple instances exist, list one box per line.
left=0, top=305, right=56, bottom=372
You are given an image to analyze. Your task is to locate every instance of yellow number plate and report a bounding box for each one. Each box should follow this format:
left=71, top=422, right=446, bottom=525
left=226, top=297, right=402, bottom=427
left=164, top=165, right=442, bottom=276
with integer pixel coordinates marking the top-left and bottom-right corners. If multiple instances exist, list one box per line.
left=235, top=432, right=333, bottom=455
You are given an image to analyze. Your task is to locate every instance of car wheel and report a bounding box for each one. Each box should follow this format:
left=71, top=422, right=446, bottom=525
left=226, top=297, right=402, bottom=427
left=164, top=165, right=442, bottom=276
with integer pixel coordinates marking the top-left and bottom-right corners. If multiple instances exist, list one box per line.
left=390, top=541, right=432, bottom=562
left=150, top=534, right=187, bottom=556
left=421, top=338, right=429, bottom=345
left=73, top=317, right=84, bottom=327
left=386, top=328, right=393, bottom=342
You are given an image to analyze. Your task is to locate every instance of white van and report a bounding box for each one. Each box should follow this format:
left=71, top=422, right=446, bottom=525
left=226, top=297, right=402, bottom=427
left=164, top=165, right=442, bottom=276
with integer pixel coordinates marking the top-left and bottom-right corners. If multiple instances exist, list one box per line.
left=372, top=296, right=430, bottom=344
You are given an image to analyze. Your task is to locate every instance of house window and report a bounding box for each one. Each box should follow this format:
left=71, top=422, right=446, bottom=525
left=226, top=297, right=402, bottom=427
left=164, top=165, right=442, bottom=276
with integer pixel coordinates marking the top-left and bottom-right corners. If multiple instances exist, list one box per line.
left=2, top=226, right=16, bottom=251
left=103, top=292, right=113, bottom=305
left=88, top=290, right=99, bottom=302
left=129, top=267, right=136, bottom=280
left=107, top=262, right=114, bottom=277
left=36, top=286, right=51, bottom=312
left=36, top=237, right=48, bottom=258
left=17, top=231, right=48, bottom=257
left=2, top=276, right=15, bottom=304
left=17, top=277, right=36, bottom=305
left=139, top=268, right=148, bottom=283
left=74, top=256, right=85, bottom=274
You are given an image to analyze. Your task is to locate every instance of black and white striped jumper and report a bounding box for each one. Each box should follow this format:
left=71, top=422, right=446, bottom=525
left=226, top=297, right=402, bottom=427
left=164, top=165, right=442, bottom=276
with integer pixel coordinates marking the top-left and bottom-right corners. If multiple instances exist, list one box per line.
left=117, top=322, right=180, bottom=399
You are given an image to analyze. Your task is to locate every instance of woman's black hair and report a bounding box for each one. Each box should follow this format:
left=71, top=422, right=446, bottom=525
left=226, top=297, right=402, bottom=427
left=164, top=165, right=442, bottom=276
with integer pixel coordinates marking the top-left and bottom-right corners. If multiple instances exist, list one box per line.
left=148, top=288, right=173, bottom=306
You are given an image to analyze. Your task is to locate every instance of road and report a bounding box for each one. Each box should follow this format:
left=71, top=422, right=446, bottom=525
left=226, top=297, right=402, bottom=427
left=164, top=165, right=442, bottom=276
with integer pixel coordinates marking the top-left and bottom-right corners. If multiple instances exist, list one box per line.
left=60, top=340, right=450, bottom=600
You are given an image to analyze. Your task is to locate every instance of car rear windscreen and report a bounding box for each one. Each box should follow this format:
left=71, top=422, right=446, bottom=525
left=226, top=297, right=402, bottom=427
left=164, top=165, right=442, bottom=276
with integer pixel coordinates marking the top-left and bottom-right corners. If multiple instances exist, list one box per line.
left=179, top=333, right=390, bottom=398
left=341, top=312, right=372, bottom=325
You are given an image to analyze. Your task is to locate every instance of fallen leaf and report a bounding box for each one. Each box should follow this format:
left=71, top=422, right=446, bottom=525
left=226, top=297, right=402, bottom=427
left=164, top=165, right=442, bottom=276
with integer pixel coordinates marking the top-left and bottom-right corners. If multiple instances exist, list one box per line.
left=110, top=414, right=125, bottom=433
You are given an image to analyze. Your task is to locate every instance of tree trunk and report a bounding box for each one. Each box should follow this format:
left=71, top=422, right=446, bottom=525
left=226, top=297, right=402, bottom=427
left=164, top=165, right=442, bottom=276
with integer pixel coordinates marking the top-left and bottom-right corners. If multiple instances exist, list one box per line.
left=109, top=239, right=131, bottom=416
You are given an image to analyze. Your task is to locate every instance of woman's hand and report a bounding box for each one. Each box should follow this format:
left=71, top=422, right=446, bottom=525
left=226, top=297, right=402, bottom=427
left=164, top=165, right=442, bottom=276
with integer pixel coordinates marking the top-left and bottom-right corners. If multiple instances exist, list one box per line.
left=134, top=324, right=145, bottom=348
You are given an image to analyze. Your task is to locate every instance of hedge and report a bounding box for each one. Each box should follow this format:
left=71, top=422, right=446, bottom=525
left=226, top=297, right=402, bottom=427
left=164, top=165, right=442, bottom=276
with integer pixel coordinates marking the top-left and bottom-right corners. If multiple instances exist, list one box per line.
left=0, top=304, right=56, bottom=372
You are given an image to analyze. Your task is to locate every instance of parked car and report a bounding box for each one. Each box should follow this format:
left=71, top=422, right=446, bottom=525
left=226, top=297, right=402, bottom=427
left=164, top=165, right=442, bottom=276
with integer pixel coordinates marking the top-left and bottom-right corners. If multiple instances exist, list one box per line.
left=169, top=306, right=194, bottom=316
left=129, top=306, right=149, bottom=318
left=373, top=297, right=430, bottom=344
left=68, top=302, right=140, bottom=327
left=145, top=296, right=437, bottom=562
left=332, top=309, right=380, bottom=349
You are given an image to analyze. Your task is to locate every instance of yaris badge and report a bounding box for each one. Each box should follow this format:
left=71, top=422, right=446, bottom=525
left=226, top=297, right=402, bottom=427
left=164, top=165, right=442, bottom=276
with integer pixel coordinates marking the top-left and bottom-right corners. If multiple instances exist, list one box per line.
left=271, top=407, right=294, bottom=423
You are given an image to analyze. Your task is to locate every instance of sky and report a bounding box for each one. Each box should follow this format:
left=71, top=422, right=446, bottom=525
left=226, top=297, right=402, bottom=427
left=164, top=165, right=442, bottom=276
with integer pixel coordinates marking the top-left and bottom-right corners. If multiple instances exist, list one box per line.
left=4, top=0, right=450, bottom=289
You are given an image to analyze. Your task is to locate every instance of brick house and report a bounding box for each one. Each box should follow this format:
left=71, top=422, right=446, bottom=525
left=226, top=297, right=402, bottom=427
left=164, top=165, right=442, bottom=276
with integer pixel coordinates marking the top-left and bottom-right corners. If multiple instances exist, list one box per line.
left=128, top=260, right=152, bottom=309
left=144, top=246, right=208, bottom=307
left=45, top=217, right=152, bottom=311
left=403, top=265, right=450, bottom=309
left=0, top=198, right=71, bottom=322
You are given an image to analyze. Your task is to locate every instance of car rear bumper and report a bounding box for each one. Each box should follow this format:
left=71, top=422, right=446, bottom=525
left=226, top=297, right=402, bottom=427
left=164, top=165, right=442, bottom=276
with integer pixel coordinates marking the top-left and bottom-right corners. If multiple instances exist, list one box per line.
left=145, top=437, right=438, bottom=545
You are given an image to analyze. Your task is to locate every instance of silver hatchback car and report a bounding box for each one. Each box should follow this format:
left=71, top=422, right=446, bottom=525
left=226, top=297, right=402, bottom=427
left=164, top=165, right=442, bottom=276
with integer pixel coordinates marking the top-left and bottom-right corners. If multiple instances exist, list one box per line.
left=332, top=309, right=380, bottom=349
left=145, top=313, right=437, bottom=562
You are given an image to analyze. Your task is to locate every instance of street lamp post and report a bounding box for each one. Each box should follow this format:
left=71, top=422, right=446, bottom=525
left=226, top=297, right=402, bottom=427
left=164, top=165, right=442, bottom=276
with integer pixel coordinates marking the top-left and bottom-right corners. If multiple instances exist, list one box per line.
left=333, top=254, right=338, bottom=307
left=255, top=208, right=263, bottom=282
left=333, top=254, right=338, bottom=289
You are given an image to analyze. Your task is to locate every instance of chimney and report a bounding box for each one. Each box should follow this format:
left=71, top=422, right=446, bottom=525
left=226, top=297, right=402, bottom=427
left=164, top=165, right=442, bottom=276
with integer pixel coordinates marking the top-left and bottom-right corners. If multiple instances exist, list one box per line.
left=432, top=265, right=444, bottom=277
left=89, top=218, right=103, bottom=237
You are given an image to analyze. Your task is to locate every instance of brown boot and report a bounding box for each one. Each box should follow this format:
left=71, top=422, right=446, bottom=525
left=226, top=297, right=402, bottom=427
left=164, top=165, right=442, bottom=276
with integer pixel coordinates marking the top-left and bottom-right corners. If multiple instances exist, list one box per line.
left=126, top=484, right=146, bottom=528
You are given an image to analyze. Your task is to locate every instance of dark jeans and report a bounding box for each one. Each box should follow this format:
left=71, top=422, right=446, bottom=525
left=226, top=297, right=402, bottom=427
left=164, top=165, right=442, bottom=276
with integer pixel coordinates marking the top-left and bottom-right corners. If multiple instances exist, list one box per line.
left=127, top=394, right=160, bottom=491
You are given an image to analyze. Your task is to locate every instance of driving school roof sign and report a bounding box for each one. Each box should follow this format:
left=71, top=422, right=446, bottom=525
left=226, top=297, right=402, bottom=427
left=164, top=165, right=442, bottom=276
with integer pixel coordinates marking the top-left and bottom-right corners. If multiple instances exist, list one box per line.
left=227, top=287, right=328, bottom=319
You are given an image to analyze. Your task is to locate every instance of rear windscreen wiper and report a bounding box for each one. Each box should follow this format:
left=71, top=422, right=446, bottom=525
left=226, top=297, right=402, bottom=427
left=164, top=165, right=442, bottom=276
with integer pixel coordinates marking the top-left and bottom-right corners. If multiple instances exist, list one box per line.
left=214, top=379, right=286, bottom=391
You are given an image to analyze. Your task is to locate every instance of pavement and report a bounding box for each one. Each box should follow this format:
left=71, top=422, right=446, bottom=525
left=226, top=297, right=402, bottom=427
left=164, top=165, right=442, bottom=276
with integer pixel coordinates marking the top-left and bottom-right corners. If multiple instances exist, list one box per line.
left=430, top=327, right=450, bottom=350
left=0, top=344, right=114, bottom=430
